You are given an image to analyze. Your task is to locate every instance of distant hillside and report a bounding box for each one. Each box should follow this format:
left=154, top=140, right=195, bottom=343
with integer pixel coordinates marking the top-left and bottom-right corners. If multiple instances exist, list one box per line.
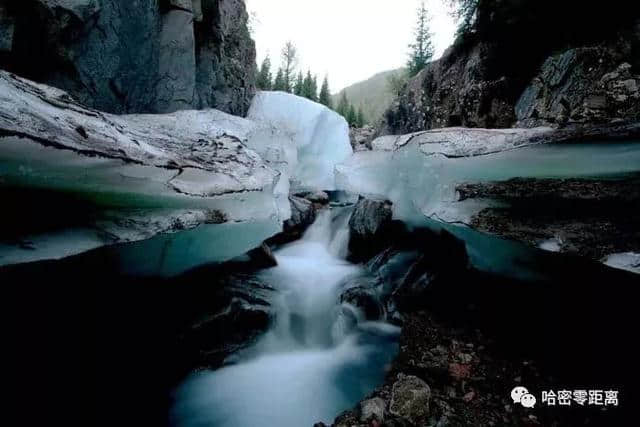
left=333, top=68, right=404, bottom=124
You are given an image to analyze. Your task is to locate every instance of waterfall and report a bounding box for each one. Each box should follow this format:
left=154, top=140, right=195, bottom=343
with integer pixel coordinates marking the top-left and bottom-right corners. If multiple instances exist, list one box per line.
left=171, top=208, right=399, bottom=427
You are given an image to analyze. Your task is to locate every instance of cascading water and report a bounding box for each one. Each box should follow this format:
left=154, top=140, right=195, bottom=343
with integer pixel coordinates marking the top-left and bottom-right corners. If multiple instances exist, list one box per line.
left=171, top=209, right=399, bottom=427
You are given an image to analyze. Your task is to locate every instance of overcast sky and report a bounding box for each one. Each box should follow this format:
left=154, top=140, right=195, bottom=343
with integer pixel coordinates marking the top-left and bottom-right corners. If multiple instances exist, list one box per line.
left=246, top=0, right=457, bottom=94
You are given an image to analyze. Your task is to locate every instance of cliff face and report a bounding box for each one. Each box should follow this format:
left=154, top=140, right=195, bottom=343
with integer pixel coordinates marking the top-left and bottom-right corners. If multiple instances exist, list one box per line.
left=0, top=0, right=256, bottom=116
left=381, top=1, right=640, bottom=134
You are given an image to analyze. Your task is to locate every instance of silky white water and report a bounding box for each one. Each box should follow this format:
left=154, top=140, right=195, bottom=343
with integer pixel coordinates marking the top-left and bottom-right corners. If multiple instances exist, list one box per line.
left=171, top=210, right=399, bottom=427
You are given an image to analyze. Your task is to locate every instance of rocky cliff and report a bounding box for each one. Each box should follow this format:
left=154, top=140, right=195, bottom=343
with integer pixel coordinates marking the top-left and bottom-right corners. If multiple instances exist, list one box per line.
left=381, top=1, right=640, bottom=134
left=0, top=0, right=256, bottom=115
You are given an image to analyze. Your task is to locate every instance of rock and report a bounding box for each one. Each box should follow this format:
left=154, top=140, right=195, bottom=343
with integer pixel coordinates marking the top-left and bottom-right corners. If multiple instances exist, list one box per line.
left=350, top=125, right=377, bottom=151
left=448, top=363, right=472, bottom=380
left=0, top=0, right=256, bottom=115
left=389, top=374, right=431, bottom=424
left=169, top=0, right=195, bottom=11
left=183, top=271, right=275, bottom=368
left=380, top=42, right=516, bottom=134
left=155, top=9, right=197, bottom=113
left=378, top=4, right=639, bottom=134
left=0, top=3, right=14, bottom=53
left=246, top=243, right=278, bottom=269
left=348, top=198, right=393, bottom=261
left=457, top=177, right=640, bottom=262
left=340, top=279, right=384, bottom=320
left=360, top=397, right=386, bottom=422
left=516, top=47, right=640, bottom=126
left=297, top=191, right=330, bottom=205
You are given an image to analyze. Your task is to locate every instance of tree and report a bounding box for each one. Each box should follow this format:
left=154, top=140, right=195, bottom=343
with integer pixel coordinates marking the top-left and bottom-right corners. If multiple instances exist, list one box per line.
left=347, top=103, right=357, bottom=127
left=311, top=75, right=318, bottom=102
left=387, top=70, right=409, bottom=97
left=294, top=72, right=304, bottom=96
left=356, top=106, right=366, bottom=128
left=336, top=92, right=350, bottom=118
left=256, top=55, right=273, bottom=90
left=302, top=70, right=317, bottom=101
left=273, top=68, right=286, bottom=91
left=319, top=76, right=332, bottom=108
left=281, top=41, right=298, bottom=92
left=448, top=0, right=478, bottom=35
left=407, top=2, right=435, bottom=77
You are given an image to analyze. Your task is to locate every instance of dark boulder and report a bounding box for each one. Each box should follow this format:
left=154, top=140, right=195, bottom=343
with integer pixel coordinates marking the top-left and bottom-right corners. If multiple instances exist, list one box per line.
left=348, top=197, right=393, bottom=262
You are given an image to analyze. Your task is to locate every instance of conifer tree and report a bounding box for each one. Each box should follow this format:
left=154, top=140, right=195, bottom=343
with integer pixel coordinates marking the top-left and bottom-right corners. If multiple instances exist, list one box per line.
left=281, top=41, right=298, bottom=92
left=273, top=68, right=286, bottom=91
left=407, top=2, right=435, bottom=77
left=302, top=70, right=317, bottom=101
left=311, top=75, right=318, bottom=102
left=347, top=104, right=357, bottom=127
left=319, top=76, right=332, bottom=108
left=256, top=55, right=273, bottom=90
left=337, top=92, right=350, bottom=118
left=294, top=72, right=304, bottom=96
left=356, top=106, right=366, bottom=128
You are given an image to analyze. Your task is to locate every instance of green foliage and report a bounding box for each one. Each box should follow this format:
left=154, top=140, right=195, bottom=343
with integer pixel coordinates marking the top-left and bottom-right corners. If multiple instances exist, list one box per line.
left=294, top=72, right=304, bottom=96
left=273, top=68, right=286, bottom=91
left=356, top=106, right=366, bottom=128
left=301, top=71, right=318, bottom=101
left=256, top=55, right=273, bottom=90
left=319, top=76, right=332, bottom=109
left=332, top=68, right=403, bottom=124
left=387, top=70, right=409, bottom=98
left=347, top=104, right=357, bottom=127
left=407, top=2, right=435, bottom=77
left=336, top=92, right=349, bottom=117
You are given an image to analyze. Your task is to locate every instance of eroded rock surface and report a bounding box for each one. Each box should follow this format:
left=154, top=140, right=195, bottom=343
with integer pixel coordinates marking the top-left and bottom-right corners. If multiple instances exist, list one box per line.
left=0, top=0, right=256, bottom=115
left=457, top=177, right=640, bottom=262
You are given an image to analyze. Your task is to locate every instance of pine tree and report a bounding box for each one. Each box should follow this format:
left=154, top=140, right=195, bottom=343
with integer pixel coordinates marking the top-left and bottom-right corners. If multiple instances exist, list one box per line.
left=294, top=72, right=304, bottom=96
left=337, top=92, right=350, bottom=118
left=256, top=55, right=273, bottom=90
left=302, top=70, right=317, bottom=101
left=356, top=106, right=366, bottom=128
left=407, top=2, right=435, bottom=77
left=273, top=68, right=286, bottom=91
left=281, top=41, right=298, bottom=92
left=319, top=76, right=332, bottom=108
left=347, top=104, right=357, bottom=127
left=311, top=75, right=318, bottom=102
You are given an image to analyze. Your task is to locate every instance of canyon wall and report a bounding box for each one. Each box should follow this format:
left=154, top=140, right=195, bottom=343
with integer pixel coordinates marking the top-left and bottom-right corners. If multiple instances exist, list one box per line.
left=0, top=0, right=256, bottom=115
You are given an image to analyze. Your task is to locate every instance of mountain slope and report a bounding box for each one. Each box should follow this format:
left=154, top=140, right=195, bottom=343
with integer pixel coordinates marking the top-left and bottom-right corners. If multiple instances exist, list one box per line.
left=333, top=68, right=404, bottom=124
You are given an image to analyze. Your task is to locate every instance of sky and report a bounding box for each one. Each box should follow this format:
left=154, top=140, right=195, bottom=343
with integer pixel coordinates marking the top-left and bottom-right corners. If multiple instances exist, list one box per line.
left=246, top=0, right=457, bottom=94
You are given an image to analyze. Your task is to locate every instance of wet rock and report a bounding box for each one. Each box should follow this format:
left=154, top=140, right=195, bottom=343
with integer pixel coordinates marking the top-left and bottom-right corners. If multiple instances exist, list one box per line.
left=184, top=272, right=275, bottom=368
left=359, top=397, right=386, bottom=422
left=348, top=198, right=393, bottom=262
left=389, top=374, right=431, bottom=424
left=288, top=196, right=317, bottom=227
left=340, top=278, right=384, bottom=320
left=246, top=243, right=278, bottom=268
